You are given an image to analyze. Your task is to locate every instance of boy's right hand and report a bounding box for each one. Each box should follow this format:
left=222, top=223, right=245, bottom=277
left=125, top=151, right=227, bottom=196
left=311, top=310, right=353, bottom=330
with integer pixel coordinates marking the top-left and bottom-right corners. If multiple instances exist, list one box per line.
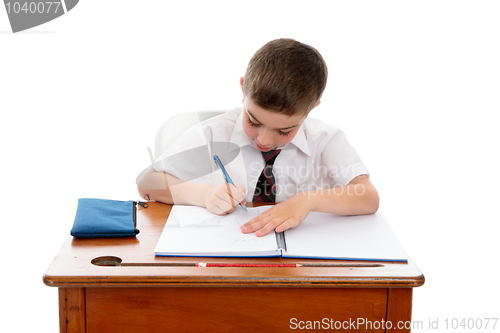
left=204, top=183, right=247, bottom=215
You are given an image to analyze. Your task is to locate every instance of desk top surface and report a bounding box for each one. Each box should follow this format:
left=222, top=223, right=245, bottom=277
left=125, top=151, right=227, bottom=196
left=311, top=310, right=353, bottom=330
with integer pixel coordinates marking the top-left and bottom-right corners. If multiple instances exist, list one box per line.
left=43, top=202, right=424, bottom=288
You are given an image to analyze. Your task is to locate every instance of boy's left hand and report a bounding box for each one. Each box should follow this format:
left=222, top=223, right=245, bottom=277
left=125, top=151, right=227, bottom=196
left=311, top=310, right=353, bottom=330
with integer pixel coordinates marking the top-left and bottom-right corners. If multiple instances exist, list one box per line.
left=240, top=194, right=311, bottom=237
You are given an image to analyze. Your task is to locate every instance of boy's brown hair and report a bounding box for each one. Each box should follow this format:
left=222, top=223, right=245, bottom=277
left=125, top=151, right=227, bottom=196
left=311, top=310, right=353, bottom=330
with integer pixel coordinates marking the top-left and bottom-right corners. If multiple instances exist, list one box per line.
left=243, top=38, right=328, bottom=116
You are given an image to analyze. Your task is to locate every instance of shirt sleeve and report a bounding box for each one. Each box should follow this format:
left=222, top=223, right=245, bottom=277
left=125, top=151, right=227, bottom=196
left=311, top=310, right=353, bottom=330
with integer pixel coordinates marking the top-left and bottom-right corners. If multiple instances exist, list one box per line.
left=318, top=130, right=370, bottom=187
left=152, top=124, right=214, bottom=183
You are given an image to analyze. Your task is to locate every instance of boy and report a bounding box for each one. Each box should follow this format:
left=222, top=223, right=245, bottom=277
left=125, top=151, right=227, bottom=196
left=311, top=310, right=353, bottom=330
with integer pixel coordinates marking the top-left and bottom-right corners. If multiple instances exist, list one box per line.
left=137, top=38, right=379, bottom=236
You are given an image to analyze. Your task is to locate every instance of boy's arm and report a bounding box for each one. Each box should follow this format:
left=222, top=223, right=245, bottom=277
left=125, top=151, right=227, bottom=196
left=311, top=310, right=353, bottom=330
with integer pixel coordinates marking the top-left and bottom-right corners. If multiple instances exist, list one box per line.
left=137, top=167, right=207, bottom=205
left=137, top=168, right=247, bottom=215
left=241, top=175, right=379, bottom=236
left=307, top=175, right=379, bottom=215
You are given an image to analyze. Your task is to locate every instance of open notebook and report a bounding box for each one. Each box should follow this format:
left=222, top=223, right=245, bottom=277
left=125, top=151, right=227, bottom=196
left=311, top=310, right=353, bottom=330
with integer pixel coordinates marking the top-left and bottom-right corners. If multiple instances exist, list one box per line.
left=154, top=205, right=409, bottom=262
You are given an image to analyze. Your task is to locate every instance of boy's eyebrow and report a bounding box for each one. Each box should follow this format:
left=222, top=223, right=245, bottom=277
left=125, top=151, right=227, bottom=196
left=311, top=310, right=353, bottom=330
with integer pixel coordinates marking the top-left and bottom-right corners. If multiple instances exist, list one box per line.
left=246, top=109, right=300, bottom=130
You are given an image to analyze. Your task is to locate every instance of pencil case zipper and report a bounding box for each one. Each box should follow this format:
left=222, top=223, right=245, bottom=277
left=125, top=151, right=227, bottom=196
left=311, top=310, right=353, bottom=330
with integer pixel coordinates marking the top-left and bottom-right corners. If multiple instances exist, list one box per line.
left=133, top=201, right=149, bottom=230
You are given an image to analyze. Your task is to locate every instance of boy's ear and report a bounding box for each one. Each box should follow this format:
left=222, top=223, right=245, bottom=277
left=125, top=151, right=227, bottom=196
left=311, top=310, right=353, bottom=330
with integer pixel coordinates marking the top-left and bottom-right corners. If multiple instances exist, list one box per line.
left=239, top=77, right=245, bottom=102
left=315, top=100, right=321, bottom=107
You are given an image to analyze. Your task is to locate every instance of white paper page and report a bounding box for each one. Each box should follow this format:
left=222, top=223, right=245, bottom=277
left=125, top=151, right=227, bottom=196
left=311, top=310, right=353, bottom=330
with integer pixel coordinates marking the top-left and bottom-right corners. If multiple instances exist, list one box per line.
left=174, top=205, right=220, bottom=227
left=155, top=205, right=279, bottom=257
left=283, top=212, right=408, bottom=262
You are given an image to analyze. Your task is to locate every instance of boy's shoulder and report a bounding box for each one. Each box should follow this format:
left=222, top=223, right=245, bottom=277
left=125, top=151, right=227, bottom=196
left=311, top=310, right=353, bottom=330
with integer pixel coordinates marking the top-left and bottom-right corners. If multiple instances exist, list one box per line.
left=302, top=116, right=343, bottom=141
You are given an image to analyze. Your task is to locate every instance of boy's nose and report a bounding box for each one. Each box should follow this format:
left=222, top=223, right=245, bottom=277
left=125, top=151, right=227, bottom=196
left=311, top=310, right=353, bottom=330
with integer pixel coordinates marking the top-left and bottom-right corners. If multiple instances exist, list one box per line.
left=257, top=130, right=273, bottom=147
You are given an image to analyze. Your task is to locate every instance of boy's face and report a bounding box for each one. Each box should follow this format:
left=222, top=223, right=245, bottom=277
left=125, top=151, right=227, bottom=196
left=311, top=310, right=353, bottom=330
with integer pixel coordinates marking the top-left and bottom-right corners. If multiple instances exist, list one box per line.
left=242, top=98, right=306, bottom=152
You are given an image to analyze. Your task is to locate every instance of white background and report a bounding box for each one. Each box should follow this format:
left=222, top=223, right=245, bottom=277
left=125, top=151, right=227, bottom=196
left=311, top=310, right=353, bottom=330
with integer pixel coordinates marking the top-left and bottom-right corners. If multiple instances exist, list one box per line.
left=1, top=1, right=499, bottom=331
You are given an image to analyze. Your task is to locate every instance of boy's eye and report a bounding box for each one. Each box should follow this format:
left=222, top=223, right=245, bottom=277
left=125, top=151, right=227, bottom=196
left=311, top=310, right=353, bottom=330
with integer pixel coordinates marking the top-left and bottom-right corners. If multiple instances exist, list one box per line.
left=247, top=119, right=260, bottom=127
left=279, top=130, right=292, bottom=136
left=247, top=117, right=292, bottom=136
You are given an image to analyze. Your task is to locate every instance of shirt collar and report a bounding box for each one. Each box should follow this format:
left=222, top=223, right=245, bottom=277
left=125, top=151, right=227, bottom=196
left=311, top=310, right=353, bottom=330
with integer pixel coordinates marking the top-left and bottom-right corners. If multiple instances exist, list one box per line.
left=287, top=122, right=310, bottom=156
left=229, top=108, right=311, bottom=157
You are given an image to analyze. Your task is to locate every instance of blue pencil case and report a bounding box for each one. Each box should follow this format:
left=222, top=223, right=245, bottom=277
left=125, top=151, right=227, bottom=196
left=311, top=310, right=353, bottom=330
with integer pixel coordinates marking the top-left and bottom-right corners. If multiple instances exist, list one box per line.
left=71, top=198, right=148, bottom=238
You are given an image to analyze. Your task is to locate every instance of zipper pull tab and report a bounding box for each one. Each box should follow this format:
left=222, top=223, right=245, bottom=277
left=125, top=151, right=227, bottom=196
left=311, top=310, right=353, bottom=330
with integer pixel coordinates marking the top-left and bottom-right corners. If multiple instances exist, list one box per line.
left=135, top=201, right=149, bottom=208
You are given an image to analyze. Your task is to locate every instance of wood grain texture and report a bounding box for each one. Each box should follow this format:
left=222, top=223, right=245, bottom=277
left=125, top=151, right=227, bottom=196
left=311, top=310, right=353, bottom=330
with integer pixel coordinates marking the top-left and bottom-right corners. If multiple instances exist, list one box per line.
left=58, top=288, right=85, bottom=333
left=85, top=287, right=388, bottom=333
left=387, top=288, right=413, bottom=332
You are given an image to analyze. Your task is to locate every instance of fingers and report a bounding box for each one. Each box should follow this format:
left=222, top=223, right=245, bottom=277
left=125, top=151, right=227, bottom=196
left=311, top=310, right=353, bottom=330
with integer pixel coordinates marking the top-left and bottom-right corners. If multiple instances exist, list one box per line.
left=275, top=219, right=294, bottom=233
left=242, top=217, right=294, bottom=237
left=224, top=182, right=236, bottom=209
left=206, top=200, right=233, bottom=215
left=206, top=183, right=247, bottom=215
left=225, top=183, right=246, bottom=207
left=240, top=214, right=270, bottom=234
left=235, top=184, right=247, bottom=206
left=235, top=184, right=247, bottom=195
left=210, top=197, right=236, bottom=216
left=241, top=208, right=297, bottom=237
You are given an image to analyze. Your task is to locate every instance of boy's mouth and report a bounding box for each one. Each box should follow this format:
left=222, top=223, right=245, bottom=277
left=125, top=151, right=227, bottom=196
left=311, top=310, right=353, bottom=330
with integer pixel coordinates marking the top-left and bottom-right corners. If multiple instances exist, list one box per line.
left=254, top=141, right=274, bottom=151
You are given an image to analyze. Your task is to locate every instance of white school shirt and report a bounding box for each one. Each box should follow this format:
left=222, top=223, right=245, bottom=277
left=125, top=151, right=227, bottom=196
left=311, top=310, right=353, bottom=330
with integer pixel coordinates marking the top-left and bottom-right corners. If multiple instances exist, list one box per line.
left=153, top=107, right=370, bottom=203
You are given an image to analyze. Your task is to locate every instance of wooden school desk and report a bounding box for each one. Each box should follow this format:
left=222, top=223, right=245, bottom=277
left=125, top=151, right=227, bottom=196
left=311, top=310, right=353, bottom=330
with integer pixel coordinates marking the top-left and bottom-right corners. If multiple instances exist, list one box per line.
left=43, top=202, right=424, bottom=332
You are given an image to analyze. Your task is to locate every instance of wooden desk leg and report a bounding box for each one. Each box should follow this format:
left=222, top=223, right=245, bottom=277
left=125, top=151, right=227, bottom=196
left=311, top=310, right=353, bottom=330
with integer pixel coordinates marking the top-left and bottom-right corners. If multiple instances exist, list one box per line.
left=59, top=288, right=86, bottom=333
left=386, top=288, right=413, bottom=332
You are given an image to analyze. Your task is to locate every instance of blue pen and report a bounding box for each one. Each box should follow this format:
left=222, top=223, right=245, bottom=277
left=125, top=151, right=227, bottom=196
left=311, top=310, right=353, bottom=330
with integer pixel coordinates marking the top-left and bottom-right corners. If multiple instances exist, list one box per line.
left=213, top=155, right=248, bottom=212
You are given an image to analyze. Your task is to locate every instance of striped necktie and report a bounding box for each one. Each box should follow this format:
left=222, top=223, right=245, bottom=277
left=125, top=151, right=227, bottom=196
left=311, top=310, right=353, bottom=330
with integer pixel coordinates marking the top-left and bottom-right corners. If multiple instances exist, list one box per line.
left=252, top=149, right=281, bottom=202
